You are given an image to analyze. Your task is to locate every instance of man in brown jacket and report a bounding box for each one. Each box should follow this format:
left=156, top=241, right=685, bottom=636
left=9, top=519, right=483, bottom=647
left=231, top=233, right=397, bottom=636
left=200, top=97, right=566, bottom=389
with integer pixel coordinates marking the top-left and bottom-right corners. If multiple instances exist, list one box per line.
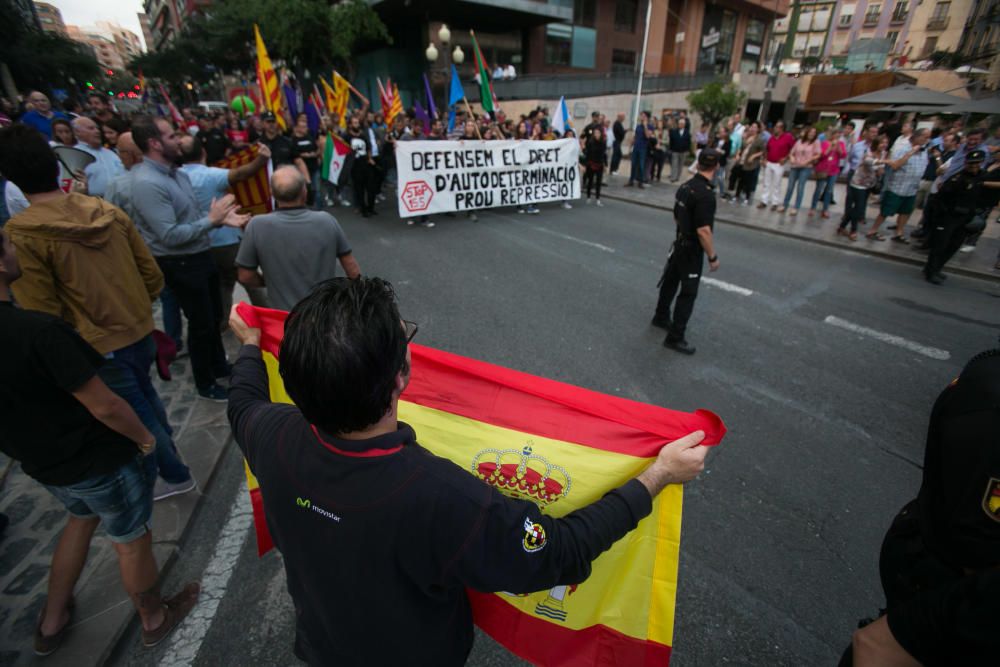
left=0, top=125, right=196, bottom=499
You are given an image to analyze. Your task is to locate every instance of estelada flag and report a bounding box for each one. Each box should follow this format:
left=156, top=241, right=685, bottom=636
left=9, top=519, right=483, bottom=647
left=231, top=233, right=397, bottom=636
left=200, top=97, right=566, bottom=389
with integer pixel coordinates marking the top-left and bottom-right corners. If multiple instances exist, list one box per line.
left=213, top=145, right=271, bottom=215
left=236, top=303, right=726, bottom=666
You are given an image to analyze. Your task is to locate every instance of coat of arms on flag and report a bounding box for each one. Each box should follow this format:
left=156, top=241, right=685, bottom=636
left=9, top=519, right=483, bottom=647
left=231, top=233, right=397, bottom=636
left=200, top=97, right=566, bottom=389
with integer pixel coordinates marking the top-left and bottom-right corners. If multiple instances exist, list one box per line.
left=236, top=303, right=725, bottom=666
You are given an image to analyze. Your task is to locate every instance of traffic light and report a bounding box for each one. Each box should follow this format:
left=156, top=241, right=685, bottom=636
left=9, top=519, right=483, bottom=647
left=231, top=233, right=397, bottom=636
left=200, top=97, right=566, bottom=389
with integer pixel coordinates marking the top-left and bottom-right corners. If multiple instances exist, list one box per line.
left=85, top=81, right=94, bottom=88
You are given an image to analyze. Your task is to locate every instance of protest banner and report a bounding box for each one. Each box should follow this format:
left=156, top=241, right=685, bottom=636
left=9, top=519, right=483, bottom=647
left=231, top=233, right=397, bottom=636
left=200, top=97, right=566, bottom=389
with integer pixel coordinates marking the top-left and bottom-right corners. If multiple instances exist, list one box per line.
left=395, top=138, right=581, bottom=217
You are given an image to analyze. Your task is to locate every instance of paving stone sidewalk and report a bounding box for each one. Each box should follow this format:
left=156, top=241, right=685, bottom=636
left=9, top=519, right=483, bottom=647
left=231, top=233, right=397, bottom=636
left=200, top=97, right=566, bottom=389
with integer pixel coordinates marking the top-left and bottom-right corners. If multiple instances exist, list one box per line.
left=0, top=333, right=237, bottom=667
left=599, top=175, right=1000, bottom=281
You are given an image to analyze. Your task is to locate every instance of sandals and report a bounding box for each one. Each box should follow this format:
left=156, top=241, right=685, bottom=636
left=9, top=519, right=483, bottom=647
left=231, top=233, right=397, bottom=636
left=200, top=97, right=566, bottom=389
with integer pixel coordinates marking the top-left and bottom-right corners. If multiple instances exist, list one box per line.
left=866, top=232, right=887, bottom=241
left=891, top=235, right=909, bottom=245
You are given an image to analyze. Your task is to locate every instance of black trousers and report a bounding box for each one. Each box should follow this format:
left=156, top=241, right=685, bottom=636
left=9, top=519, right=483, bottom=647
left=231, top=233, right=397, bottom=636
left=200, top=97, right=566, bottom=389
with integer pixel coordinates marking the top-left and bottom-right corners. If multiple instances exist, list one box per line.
left=924, top=209, right=970, bottom=277
left=584, top=166, right=603, bottom=199
left=611, top=141, right=622, bottom=173
left=351, top=159, right=376, bottom=214
left=654, top=244, right=703, bottom=341
left=735, top=167, right=759, bottom=200
left=156, top=251, right=228, bottom=390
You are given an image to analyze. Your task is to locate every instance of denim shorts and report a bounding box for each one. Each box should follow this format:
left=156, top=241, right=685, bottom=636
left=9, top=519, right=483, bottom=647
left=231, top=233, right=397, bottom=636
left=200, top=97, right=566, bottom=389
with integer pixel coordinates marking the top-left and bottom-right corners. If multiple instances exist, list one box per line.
left=43, top=454, right=156, bottom=543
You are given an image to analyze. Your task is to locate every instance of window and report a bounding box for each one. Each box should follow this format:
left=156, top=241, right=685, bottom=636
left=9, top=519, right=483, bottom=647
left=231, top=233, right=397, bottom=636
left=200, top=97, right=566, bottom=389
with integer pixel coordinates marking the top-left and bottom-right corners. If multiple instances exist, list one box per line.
left=864, top=3, right=881, bottom=24
left=807, top=33, right=825, bottom=55
left=571, top=26, right=596, bottom=68
left=545, top=24, right=572, bottom=65
left=792, top=35, right=807, bottom=57
left=839, top=4, right=855, bottom=26
left=611, top=48, right=636, bottom=72
left=814, top=9, right=831, bottom=31
left=745, top=19, right=766, bottom=43
left=574, top=0, right=597, bottom=27
left=891, top=0, right=908, bottom=21
left=922, top=36, right=938, bottom=55
left=932, top=1, right=950, bottom=20
left=614, top=0, right=638, bottom=32
left=799, top=10, right=814, bottom=31
left=887, top=30, right=899, bottom=50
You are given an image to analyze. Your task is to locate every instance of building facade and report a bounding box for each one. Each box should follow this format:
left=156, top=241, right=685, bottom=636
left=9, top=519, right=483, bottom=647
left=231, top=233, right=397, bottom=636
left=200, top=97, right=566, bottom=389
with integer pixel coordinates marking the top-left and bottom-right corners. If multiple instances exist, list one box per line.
left=34, top=1, right=67, bottom=36
left=143, top=0, right=185, bottom=51
left=95, top=21, right=145, bottom=64
left=904, top=0, right=974, bottom=61
left=67, top=25, right=126, bottom=72
left=137, top=12, right=155, bottom=52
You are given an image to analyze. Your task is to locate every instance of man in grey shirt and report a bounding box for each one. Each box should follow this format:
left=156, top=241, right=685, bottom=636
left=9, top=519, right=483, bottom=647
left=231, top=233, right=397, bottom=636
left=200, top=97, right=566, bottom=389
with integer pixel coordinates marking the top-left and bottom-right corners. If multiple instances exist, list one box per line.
left=237, top=166, right=360, bottom=311
left=129, top=116, right=249, bottom=401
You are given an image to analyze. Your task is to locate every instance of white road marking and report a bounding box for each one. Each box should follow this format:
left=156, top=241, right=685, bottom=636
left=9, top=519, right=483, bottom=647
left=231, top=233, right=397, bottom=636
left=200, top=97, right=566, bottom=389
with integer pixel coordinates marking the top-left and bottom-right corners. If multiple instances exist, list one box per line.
left=531, top=226, right=617, bottom=253
left=823, top=315, right=951, bottom=361
left=701, top=276, right=754, bottom=296
left=157, top=481, right=253, bottom=667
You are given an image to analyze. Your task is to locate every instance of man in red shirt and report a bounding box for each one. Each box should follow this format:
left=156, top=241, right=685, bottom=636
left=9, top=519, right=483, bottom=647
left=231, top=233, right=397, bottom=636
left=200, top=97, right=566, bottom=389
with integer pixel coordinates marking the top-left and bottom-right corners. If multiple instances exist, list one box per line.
left=758, top=120, right=796, bottom=210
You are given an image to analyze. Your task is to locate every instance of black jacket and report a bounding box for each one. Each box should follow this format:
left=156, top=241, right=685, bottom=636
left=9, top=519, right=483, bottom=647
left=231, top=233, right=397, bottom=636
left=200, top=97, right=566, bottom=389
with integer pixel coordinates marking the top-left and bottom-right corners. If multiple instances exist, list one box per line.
left=228, top=345, right=653, bottom=667
left=669, top=127, right=691, bottom=153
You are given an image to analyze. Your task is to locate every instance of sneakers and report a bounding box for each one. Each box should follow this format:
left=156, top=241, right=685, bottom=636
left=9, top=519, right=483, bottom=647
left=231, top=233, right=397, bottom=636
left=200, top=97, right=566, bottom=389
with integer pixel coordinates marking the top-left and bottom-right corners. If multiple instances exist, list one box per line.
left=959, top=244, right=976, bottom=253
left=421, top=220, right=436, bottom=228
left=517, top=206, right=526, bottom=213
left=595, top=199, right=604, bottom=207
left=197, top=384, right=228, bottom=402
left=526, top=205, right=540, bottom=214
left=467, top=212, right=478, bottom=222
left=154, top=477, right=198, bottom=502
left=664, top=338, right=696, bottom=355
left=141, top=582, right=201, bottom=648
left=757, top=202, right=767, bottom=209
left=561, top=201, right=572, bottom=209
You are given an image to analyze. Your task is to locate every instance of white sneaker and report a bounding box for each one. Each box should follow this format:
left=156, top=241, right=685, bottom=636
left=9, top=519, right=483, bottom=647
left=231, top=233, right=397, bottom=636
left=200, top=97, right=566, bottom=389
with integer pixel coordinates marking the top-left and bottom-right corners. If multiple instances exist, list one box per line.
left=595, top=199, right=604, bottom=207
left=154, top=477, right=197, bottom=502
left=340, top=199, right=352, bottom=207
left=406, top=219, right=415, bottom=226
left=561, top=201, right=572, bottom=209
left=421, top=220, right=435, bottom=228
left=376, top=193, right=387, bottom=202
left=467, top=212, right=478, bottom=221
left=528, top=206, right=540, bottom=215
left=959, top=244, right=976, bottom=253
left=517, top=207, right=526, bottom=214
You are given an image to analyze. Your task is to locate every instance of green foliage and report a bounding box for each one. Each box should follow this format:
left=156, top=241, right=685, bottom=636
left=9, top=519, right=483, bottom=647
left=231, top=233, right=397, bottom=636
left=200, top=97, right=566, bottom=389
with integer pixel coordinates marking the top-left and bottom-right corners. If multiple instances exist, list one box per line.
left=929, top=50, right=961, bottom=68
left=0, top=0, right=99, bottom=94
left=132, top=0, right=390, bottom=85
left=686, top=80, right=748, bottom=130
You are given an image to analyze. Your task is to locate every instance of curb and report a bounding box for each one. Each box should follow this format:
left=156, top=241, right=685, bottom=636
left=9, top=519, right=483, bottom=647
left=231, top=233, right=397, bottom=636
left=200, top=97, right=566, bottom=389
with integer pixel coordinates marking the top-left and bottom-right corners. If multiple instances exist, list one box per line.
left=601, top=192, right=1000, bottom=283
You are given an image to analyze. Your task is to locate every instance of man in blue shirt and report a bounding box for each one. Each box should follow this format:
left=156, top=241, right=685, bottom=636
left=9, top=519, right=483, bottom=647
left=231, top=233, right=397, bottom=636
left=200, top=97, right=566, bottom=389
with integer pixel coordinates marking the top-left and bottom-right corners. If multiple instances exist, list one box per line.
left=128, top=115, right=250, bottom=401
left=178, top=134, right=270, bottom=317
left=72, top=116, right=124, bottom=198
left=626, top=111, right=650, bottom=188
left=19, top=91, right=68, bottom=140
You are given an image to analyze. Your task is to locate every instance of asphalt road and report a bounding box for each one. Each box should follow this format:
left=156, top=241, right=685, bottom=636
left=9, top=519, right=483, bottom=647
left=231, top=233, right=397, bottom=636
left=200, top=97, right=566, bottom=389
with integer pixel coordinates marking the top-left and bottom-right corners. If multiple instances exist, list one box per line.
left=111, top=195, right=1000, bottom=667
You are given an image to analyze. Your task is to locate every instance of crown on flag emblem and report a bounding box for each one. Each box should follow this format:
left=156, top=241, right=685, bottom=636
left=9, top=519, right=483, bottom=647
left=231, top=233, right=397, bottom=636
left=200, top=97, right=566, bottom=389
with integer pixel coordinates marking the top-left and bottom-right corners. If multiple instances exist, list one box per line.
left=471, top=443, right=571, bottom=506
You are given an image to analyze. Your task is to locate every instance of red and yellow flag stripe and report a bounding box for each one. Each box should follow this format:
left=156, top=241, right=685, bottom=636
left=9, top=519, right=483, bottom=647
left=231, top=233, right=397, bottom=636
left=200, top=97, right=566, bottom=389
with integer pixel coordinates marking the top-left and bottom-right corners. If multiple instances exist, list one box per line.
left=236, top=303, right=725, bottom=666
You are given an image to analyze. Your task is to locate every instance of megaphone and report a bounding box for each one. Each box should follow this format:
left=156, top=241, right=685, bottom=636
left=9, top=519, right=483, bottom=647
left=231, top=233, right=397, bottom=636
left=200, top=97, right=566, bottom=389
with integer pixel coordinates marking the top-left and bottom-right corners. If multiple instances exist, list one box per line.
left=52, top=145, right=96, bottom=176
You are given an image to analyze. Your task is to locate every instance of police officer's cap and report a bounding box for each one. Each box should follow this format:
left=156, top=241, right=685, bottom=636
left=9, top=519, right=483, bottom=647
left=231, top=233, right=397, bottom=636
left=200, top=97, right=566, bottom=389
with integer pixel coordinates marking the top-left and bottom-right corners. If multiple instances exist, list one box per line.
left=966, top=148, right=987, bottom=163
left=698, top=149, right=721, bottom=169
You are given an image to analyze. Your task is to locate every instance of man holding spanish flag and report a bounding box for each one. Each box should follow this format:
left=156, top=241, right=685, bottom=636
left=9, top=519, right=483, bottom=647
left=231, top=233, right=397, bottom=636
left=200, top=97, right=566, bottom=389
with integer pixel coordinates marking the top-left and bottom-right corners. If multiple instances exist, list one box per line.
left=227, top=277, right=717, bottom=666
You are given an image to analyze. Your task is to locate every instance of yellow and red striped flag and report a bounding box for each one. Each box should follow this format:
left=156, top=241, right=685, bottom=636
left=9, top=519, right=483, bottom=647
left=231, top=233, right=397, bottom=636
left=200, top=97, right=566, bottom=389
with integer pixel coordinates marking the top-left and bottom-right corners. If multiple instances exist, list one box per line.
left=388, top=82, right=404, bottom=127
left=253, top=24, right=287, bottom=130
left=213, top=145, right=271, bottom=215
left=236, top=303, right=725, bottom=666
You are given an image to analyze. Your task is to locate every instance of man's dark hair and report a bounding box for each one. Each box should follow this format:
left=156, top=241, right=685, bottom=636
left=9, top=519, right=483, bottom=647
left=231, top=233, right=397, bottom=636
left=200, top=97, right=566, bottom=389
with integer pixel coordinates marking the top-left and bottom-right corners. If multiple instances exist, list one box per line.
left=179, top=135, right=204, bottom=163
left=131, top=114, right=162, bottom=153
left=280, top=277, right=409, bottom=434
left=87, top=92, right=109, bottom=105
left=966, top=128, right=987, bottom=139
left=0, top=125, right=59, bottom=194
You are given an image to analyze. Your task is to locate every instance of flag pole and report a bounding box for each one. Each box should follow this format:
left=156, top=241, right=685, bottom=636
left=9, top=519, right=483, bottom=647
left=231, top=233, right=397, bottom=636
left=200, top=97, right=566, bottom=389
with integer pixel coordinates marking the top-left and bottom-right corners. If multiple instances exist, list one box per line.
left=632, top=0, right=653, bottom=131
left=462, top=96, right=483, bottom=140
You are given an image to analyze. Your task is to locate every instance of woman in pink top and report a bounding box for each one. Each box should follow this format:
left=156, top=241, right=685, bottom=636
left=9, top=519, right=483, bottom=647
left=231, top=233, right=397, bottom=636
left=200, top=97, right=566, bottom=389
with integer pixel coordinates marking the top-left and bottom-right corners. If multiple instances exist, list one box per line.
left=808, top=128, right=847, bottom=218
left=779, top=126, right=822, bottom=215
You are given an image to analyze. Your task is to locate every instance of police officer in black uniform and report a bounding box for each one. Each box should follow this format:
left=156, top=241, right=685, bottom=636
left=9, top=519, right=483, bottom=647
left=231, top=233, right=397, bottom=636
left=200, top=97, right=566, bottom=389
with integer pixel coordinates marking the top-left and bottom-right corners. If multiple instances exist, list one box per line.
left=922, top=149, right=986, bottom=285
left=652, top=149, right=721, bottom=355
left=842, top=347, right=1000, bottom=665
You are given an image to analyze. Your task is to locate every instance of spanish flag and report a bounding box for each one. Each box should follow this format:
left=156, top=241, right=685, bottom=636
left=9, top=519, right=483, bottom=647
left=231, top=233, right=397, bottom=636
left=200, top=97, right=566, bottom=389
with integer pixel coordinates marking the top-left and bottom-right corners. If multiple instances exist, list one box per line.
left=213, top=145, right=271, bottom=215
left=237, top=303, right=725, bottom=666
left=253, top=24, right=287, bottom=130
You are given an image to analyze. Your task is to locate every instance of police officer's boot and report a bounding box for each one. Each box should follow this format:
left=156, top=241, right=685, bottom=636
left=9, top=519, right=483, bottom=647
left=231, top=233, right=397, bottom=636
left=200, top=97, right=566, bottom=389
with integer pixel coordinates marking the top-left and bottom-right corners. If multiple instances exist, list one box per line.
left=663, top=338, right=696, bottom=355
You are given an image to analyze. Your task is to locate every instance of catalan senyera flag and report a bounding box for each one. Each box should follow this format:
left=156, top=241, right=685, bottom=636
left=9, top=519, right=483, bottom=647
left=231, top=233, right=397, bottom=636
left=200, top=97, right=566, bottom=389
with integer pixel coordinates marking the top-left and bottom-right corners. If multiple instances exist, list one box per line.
left=332, top=72, right=350, bottom=127
left=389, top=83, right=404, bottom=127
left=213, top=146, right=272, bottom=215
left=253, top=24, right=287, bottom=130
left=237, top=303, right=726, bottom=666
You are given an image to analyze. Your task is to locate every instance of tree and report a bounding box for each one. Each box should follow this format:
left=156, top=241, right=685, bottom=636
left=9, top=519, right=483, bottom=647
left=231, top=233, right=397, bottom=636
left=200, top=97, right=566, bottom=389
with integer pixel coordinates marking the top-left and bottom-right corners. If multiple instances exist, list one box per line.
left=0, top=0, right=99, bottom=96
left=686, top=80, right=748, bottom=131
left=133, top=0, right=390, bottom=84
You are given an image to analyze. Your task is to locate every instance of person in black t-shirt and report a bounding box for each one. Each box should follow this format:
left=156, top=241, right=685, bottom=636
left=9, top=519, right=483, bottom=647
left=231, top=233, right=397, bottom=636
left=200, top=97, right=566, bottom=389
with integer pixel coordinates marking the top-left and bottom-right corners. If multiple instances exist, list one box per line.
left=198, top=114, right=231, bottom=164
left=259, top=112, right=307, bottom=174
left=290, top=113, right=321, bottom=209
left=227, top=277, right=711, bottom=666
left=0, top=229, right=200, bottom=655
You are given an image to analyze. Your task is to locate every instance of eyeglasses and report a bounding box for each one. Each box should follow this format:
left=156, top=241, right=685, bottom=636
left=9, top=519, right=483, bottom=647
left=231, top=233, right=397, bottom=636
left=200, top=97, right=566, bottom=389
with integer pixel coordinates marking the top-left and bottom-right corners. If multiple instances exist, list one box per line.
left=403, top=320, right=419, bottom=344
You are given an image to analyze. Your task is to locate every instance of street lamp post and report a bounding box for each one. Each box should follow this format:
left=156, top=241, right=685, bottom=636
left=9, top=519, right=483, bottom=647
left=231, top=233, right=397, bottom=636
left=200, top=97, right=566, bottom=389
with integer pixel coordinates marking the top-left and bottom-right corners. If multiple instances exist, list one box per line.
left=425, top=24, right=465, bottom=118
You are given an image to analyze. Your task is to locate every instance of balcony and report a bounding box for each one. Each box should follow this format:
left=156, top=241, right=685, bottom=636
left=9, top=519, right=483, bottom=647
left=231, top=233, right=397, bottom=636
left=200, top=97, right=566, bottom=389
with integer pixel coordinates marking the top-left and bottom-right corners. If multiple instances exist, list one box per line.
left=863, top=13, right=880, bottom=26
left=927, top=15, right=950, bottom=30
left=890, top=11, right=908, bottom=25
